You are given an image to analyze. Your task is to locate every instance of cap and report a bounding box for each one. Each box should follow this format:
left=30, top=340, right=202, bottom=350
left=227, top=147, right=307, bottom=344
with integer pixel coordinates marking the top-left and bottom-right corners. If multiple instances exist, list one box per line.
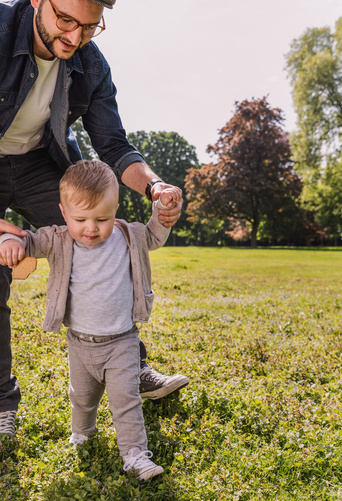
left=90, top=0, right=116, bottom=9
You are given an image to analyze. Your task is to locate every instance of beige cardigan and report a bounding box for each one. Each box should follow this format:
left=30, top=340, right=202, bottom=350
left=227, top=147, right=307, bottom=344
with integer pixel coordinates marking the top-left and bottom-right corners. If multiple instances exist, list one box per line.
left=0, top=203, right=170, bottom=332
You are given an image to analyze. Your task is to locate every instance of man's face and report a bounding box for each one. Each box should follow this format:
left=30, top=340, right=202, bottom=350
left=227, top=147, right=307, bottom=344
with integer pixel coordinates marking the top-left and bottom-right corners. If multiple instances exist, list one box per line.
left=32, top=0, right=104, bottom=60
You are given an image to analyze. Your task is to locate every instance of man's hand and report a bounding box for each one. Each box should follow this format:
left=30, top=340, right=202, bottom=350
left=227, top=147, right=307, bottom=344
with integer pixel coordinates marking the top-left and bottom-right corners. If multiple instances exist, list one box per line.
left=0, top=219, right=27, bottom=237
left=120, top=162, right=183, bottom=228
left=152, top=183, right=183, bottom=228
left=0, top=240, right=26, bottom=268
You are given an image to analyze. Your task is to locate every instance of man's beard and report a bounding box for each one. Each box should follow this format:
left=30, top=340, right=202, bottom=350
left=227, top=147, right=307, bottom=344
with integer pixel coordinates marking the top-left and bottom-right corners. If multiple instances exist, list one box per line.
left=35, top=5, right=82, bottom=59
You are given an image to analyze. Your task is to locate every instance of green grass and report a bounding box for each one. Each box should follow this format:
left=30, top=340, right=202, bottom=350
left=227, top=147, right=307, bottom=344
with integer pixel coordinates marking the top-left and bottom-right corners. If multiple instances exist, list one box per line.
left=2, top=247, right=342, bottom=500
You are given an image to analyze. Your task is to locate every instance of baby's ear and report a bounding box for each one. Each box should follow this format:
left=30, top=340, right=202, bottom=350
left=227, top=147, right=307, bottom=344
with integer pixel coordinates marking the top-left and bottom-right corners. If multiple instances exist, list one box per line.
left=59, top=203, right=66, bottom=221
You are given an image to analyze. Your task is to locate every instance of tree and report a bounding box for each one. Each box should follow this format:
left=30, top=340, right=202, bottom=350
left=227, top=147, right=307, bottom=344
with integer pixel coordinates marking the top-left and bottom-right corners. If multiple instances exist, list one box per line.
left=121, top=131, right=200, bottom=243
left=314, top=160, right=342, bottom=240
left=4, top=210, right=31, bottom=230
left=127, top=131, right=199, bottom=190
left=285, top=19, right=342, bottom=239
left=71, top=118, right=97, bottom=160
left=71, top=123, right=202, bottom=242
left=185, top=98, right=302, bottom=247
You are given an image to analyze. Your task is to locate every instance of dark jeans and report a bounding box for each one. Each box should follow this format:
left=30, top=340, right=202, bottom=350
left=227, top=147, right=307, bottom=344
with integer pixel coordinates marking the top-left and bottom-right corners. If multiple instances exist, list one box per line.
left=0, top=149, right=148, bottom=412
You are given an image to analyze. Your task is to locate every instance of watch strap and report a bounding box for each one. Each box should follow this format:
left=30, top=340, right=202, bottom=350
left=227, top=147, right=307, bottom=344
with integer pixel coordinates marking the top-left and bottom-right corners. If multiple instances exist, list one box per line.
left=145, top=179, right=164, bottom=201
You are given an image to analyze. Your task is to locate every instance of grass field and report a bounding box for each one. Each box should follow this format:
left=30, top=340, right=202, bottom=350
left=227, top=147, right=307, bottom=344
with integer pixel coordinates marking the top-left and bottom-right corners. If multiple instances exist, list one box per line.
left=1, top=247, right=342, bottom=500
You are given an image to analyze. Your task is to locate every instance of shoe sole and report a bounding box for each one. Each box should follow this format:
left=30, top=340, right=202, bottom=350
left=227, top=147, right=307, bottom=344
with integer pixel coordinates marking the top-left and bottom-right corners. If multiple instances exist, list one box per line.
left=140, top=376, right=189, bottom=400
left=139, top=465, right=164, bottom=481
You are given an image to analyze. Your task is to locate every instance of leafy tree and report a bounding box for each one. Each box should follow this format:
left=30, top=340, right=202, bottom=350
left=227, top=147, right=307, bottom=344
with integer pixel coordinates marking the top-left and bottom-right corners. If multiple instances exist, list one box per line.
left=71, top=118, right=97, bottom=160
left=285, top=22, right=342, bottom=177
left=185, top=98, right=302, bottom=247
left=285, top=19, right=342, bottom=238
left=122, top=131, right=200, bottom=243
left=71, top=119, right=144, bottom=222
left=71, top=124, right=202, bottom=243
left=127, top=131, right=199, bottom=190
left=4, top=209, right=31, bottom=230
left=314, top=160, right=342, bottom=239
left=4, top=208, right=34, bottom=231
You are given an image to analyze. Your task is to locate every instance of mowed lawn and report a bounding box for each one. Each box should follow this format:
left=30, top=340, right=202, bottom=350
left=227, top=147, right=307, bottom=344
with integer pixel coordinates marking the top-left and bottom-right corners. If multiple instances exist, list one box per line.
left=1, top=247, right=342, bottom=500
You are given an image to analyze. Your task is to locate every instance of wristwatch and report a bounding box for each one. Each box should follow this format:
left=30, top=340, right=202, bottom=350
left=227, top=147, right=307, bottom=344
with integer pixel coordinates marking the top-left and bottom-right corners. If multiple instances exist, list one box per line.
left=145, top=179, right=164, bottom=201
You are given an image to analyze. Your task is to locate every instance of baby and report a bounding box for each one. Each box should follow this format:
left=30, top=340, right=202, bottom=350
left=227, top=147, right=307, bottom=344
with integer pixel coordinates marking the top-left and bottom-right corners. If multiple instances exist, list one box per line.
left=0, top=160, right=182, bottom=481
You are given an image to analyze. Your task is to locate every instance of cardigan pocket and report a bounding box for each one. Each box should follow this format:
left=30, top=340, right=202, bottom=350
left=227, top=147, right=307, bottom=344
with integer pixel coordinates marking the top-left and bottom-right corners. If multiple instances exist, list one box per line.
left=144, top=290, right=155, bottom=317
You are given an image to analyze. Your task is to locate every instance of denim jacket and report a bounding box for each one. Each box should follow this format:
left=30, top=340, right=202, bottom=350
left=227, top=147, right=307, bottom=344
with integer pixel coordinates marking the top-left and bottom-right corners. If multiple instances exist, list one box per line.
left=0, top=0, right=144, bottom=181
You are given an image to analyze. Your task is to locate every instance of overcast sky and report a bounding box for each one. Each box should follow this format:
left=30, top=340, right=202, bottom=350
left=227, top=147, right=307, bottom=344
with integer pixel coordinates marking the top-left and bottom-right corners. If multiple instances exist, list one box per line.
left=96, top=0, right=342, bottom=164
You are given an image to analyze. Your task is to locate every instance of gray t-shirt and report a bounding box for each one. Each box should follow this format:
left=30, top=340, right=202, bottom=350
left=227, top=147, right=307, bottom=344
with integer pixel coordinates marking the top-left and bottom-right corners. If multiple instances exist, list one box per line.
left=64, top=227, right=134, bottom=336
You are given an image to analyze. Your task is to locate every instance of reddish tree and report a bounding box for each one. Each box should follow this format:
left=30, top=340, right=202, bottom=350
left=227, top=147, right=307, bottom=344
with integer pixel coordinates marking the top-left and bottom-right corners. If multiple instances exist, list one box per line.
left=185, top=97, right=302, bottom=247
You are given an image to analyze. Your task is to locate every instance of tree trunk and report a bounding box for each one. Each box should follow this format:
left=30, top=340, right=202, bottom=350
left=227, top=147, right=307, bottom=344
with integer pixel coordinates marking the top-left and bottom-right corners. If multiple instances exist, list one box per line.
left=251, top=220, right=258, bottom=248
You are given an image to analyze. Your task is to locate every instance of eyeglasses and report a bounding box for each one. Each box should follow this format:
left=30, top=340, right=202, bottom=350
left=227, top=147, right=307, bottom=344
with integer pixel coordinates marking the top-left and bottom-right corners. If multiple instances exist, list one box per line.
left=48, top=0, right=106, bottom=38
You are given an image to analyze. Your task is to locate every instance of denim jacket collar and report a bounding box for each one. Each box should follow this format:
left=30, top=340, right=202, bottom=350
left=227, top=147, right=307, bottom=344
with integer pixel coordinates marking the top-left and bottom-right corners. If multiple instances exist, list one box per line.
left=12, top=3, right=84, bottom=75
left=13, top=4, right=35, bottom=61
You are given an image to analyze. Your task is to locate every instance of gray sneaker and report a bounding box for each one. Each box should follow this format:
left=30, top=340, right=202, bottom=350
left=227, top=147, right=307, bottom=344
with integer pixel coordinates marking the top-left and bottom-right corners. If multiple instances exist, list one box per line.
left=139, top=367, right=189, bottom=400
left=0, top=410, right=16, bottom=437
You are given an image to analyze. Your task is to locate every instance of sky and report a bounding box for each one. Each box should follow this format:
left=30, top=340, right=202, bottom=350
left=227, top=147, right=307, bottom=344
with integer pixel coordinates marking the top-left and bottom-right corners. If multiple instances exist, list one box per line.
left=96, top=0, right=342, bottom=164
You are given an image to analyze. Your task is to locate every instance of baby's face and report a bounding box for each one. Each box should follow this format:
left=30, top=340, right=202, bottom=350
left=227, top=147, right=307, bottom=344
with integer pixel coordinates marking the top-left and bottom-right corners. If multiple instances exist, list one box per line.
left=60, top=187, right=118, bottom=247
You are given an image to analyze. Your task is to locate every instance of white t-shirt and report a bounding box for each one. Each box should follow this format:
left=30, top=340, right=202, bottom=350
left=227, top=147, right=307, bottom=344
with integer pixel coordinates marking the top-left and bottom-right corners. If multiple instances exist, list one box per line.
left=0, top=56, right=60, bottom=156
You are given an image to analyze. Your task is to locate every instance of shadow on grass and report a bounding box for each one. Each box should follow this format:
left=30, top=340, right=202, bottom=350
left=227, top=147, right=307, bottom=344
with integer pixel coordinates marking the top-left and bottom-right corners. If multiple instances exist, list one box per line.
left=0, top=435, right=17, bottom=461
left=0, top=437, right=22, bottom=498
left=0, top=391, right=190, bottom=500
left=37, top=393, right=189, bottom=500
left=143, top=389, right=188, bottom=459
left=38, top=433, right=167, bottom=500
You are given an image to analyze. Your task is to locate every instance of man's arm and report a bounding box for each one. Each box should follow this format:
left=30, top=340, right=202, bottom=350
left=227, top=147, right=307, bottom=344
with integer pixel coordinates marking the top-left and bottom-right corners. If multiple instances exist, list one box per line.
left=121, top=162, right=183, bottom=228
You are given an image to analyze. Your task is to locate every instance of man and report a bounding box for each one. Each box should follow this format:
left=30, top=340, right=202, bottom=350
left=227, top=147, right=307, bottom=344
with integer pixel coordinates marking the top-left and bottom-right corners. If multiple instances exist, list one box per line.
left=0, top=0, right=189, bottom=438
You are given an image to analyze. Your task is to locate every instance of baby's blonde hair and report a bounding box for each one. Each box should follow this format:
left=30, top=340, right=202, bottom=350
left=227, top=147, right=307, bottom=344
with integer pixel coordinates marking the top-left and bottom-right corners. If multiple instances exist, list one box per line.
left=59, top=160, right=119, bottom=209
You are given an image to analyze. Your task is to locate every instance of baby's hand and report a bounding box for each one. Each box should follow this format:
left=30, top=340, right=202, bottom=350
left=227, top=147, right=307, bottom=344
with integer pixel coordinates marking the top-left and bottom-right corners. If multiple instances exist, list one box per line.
left=159, top=187, right=182, bottom=208
left=0, top=240, right=26, bottom=268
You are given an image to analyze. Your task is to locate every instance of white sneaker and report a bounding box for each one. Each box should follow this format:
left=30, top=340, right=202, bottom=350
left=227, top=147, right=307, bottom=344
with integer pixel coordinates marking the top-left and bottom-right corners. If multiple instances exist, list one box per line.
left=69, top=433, right=89, bottom=445
left=0, top=410, right=16, bottom=437
left=123, top=448, right=164, bottom=481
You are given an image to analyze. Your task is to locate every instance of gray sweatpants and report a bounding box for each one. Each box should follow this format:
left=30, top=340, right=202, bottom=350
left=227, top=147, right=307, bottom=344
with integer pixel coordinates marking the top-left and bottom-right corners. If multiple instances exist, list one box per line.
left=67, top=327, right=148, bottom=456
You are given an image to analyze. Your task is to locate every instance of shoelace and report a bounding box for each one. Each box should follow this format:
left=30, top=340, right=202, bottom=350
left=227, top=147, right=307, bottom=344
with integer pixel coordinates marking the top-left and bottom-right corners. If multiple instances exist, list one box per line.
left=123, top=450, right=154, bottom=472
left=0, top=410, right=16, bottom=434
left=140, top=369, right=165, bottom=383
